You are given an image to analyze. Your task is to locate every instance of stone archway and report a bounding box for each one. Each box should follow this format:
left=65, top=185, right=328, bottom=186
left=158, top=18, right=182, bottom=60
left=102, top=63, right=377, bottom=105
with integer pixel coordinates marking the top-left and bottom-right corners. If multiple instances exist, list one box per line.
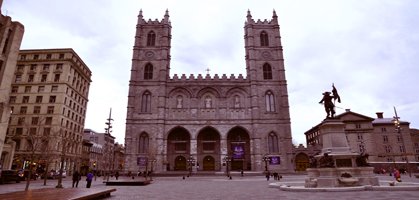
left=202, top=156, right=215, bottom=171
left=197, top=127, right=220, bottom=171
left=174, top=156, right=187, bottom=171
left=227, top=127, right=251, bottom=171
left=295, top=153, right=309, bottom=171
left=167, top=127, right=191, bottom=171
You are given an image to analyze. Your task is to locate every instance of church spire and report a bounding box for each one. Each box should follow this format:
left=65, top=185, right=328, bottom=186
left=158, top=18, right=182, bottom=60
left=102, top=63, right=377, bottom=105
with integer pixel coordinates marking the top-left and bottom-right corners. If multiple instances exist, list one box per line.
left=272, top=9, right=278, bottom=24
left=137, top=9, right=144, bottom=24
left=163, top=9, right=170, bottom=22
left=246, top=9, right=253, bottom=23
left=273, top=9, right=277, bottom=18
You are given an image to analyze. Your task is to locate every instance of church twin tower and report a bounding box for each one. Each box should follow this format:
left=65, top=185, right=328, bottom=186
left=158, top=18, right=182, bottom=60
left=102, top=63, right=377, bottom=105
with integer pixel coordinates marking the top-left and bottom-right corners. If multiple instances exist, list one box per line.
left=124, top=10, right=294, bottom=173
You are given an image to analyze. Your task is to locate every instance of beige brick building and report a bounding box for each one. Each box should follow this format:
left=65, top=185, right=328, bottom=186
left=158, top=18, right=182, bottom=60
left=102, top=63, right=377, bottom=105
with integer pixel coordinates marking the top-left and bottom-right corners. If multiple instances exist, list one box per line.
left=0, top=1, right=24, bottom=169
left=6, top=49, right=91, bottom=174
left=124, top=10, right=294, bottom=173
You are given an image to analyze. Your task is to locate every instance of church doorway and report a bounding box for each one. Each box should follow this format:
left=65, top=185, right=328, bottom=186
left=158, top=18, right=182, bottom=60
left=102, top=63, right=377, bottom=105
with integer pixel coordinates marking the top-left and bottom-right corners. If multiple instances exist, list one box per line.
left=167, top=127, right=191, bottom=171
left=295, top=153, right=309, bottom=171
left=227, top=127, right=251, bottom=171
left=174, top=156, right=187, bottom=171
left=202, top=156, right=215, bottom=171
left=197, top=127, right=220, bottom=171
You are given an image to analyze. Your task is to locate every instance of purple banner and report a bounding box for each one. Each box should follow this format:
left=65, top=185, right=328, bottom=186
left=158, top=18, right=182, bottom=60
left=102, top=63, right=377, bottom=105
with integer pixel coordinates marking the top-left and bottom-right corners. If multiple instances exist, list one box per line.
left=137, top=157, right=148, bottom=166
left=269, top=156, right=280, bottom=165
left=232, top=143, right=244, bottom=159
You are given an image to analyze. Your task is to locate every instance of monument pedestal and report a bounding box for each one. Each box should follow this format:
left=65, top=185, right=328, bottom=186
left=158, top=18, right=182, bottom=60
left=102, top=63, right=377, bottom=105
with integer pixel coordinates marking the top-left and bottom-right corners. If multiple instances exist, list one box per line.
left=305, top=119, right=379, bottom=188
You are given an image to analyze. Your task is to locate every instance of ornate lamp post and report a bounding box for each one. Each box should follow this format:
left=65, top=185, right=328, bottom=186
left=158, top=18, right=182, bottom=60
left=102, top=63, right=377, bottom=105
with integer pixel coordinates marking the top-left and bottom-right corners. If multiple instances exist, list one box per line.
left=149, top=158, right=157, bottom=180
left=262, top=156, right=270, bottom=172
left=223, top=156, right=231, bottom=178
left=187, top=155, right=195, bottom=177
left=392, top=107, right=411, bottom=177
left=104, top=108, right=113, bottom=182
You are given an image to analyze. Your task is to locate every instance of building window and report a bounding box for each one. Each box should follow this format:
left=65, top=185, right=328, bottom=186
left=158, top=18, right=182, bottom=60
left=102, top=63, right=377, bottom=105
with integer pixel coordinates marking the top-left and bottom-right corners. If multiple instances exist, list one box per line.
left=43, top=128, right=51, bottom=136
left=33, top=106, right=41, bottom=114
left=357, top=133, right=363, bottom=140
left=260, top=31, right=269, bottom=46
left=29, top=128, right=37, bottom=135
left=47, top=106, right=54, bottom=114
left=11, top=86, right=18, bottom=93
left=59, top=53, right=64, bottom=59
left=46, top=54, right=51, bottom=59
left=144, top=63, right=153, bottom=80
left=383, top=135, right=388, bottom=143
left=16, top=128, right=23, bottom=135
left=141, top=91, right=151, bottom=113
left=22, top=96, right=29, bottom=103
left=399, top=145, right=406, bottom=153
left=355, top=124, right=361, bottom=129
left=51, top=85, right=58, bottom=92
left=17, top=65, right=24, bottom=72
left=138, top=133, right=149, bottom=154
left=34, top=54, right=39, bottom=60
left=381, top=127, right=387, bottom=132
left=25, top=86, right=31, bottom=93
left=45, top=117, right=52, bottom=125
left=56, top=63, right=63, bottom=70
left=54, top=74, right=60, bottom=82
left=27, top=74, right=34, bottom=82
left=20, top=106, right=27, bottom=114
left=265, top=91, right=275, bottom=112
left=9, top=96, right=16, bottom=103
left=263, top=63, right=272, bottom=79
left=17, top=117, right=25, bottom=125
left=397, top=135, right=402, bottom=142
left=268, top=132, right=279, bottom=153
left=43, top=64, right=50, bottom=71
left=30, top=64, right=37, bottom=71
left=35, top=96, right=43, bottom=103
left=20, top=55, right=26, bottom=60
left=38, top=86, right=45, bottom=92
left=31, top=117, right=39, bottom=125
left=41, top=74, right=47, bottom=82
left=384, top=145, right=392, bottom=153
left=49, top=96, right=56, bottom=103
left=147, top=31, right=156, bottom=46
left=15, top=75, right=22, bottom=83
left=359, top=144, right=365, bottom=153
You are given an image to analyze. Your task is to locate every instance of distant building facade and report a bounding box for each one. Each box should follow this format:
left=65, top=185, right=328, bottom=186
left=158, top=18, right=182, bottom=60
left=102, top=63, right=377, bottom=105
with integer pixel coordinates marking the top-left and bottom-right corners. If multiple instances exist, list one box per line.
left=124, top=10, right=294, bottom=173
left=303, top=109, right=418, bottom=173
left=83, top=129, right=115, bottom=175
left=0, top=1, right=24, bottom=170
left=6, top=48, right=91, bottom=174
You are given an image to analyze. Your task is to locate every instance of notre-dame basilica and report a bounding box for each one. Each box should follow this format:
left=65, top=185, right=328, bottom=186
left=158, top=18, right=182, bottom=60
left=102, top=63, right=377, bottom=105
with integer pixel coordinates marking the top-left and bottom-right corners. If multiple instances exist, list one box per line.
left=124, top=9, right=295, bottom=173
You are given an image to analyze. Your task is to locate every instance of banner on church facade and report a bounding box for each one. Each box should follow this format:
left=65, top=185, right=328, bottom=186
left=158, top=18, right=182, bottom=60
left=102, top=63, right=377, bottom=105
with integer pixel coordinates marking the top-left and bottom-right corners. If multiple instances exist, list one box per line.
left=269, top=156, right=280, bottom=165
left=137, top=157, right=148, bottom=166
left=231, top=143, right=245, bottom=159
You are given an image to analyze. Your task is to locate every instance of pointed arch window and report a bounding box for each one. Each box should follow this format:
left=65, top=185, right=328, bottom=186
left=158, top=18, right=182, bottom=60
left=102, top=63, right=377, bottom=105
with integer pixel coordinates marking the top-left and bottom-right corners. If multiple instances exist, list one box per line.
left=260, top=31, right=269, bottom=46
left=144, top=63, right=153, bottom=80
left=141, top=91, right=151, bottom=113
left=147, top=31, right=156, bottom=46
left=268, top=132, right=279, bottom=153
left=138, top=133, right=149, bottom=153
left=263, top=63, right=272, bottom=79
left=265, top=91, right=275, bottom=112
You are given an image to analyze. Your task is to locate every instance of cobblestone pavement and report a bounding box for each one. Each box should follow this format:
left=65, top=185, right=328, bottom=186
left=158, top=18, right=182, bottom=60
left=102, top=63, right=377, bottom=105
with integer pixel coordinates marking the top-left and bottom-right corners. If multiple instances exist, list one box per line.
left=1, top=174, right=418, bottom=200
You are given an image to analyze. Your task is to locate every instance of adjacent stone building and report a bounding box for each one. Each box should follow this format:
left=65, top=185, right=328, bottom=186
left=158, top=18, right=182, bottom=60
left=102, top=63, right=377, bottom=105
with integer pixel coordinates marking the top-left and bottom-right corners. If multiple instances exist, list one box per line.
left=124, top=10, right=294, bottom=173
left=6, top=48, right=91, bottom=174
left=303, top=109, right=418, bottom=173
left=0, top=0, right=24, bottom=170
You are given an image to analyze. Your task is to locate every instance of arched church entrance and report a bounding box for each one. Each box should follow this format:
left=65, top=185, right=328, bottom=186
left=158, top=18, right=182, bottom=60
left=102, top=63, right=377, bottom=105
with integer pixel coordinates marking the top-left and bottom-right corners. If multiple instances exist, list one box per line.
left=197, top=127, right=220, bottom=171
left=202, top=156, right=215, bottom=171
left=227, top=127, right=251, bottom=171
left=295, top=153, right=309, bottom=171
left=174, top=156, right=187, bottom=171
left=167, top=127, right=191, bottom=171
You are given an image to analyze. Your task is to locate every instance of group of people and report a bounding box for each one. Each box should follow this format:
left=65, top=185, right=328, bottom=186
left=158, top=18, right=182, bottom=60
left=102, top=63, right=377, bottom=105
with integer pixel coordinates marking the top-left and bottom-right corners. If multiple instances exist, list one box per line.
left=71, top=170, right=119, bottom=188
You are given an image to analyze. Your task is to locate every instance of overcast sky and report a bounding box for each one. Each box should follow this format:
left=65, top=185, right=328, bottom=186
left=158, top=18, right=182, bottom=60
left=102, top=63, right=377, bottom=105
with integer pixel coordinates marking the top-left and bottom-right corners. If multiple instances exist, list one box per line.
left=3, top=0, right=419, bottom=145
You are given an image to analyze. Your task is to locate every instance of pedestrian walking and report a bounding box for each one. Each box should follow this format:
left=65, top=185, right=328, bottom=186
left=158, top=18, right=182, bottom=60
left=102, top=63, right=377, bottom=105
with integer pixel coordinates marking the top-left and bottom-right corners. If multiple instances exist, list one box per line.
left=72, top=170, right=81, bottom=188
left=115, top=171, right=119, bottom=180
left=86, top=171, right=94, bottom=188
left=393, top=168, right=401, bottom=182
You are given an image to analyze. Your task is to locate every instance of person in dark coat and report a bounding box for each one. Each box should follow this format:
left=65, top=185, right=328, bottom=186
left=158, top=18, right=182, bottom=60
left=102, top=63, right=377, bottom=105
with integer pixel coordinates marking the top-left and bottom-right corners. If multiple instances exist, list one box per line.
left=86, top=171, right=94, bottom=188
left=72, top=171, right=81, bottom=188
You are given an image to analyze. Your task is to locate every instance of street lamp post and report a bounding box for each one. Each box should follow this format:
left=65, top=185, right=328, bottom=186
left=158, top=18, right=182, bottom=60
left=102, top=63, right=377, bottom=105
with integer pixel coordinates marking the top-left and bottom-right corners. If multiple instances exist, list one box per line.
left=223, top=156, right=231, bottom=178
left=149, top=159, right=157, bottom=180
left=104, top=108, right=114, bottom=182
left=187, top=155, right=195, bottom=177
left=262, top=156, right=270, bottom=172
left=392, top=107, right=411, bottom=177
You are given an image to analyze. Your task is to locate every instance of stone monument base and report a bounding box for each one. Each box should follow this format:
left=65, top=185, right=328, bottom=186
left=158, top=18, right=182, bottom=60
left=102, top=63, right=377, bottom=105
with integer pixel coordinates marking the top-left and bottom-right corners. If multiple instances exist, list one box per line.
left=305, top=167, right=379, bottom=188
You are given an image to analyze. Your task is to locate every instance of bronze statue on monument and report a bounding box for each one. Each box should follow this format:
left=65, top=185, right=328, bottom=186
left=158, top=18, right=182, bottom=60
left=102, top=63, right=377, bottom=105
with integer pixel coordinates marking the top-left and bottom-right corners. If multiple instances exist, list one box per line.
left=319, top=84, right=341, bottom=118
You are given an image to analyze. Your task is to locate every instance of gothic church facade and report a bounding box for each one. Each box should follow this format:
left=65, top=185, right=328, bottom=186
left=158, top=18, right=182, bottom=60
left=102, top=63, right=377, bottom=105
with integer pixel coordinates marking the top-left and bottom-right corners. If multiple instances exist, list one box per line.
left=124, top=10, right=294, bottom=173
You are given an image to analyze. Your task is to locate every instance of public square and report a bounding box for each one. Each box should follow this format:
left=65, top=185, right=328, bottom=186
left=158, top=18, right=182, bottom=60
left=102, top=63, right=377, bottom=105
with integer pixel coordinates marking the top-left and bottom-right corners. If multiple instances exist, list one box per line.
left=0, top=173, right=418, bottom=200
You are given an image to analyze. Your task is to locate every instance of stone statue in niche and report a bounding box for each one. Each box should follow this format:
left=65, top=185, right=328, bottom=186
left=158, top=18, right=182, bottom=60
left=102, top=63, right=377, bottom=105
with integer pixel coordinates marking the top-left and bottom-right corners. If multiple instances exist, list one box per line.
left=205, top=96, right=212, bottom=108
left=176, top=95, right=183, bottom=108
left=234, top=95, right=240, bottom=108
